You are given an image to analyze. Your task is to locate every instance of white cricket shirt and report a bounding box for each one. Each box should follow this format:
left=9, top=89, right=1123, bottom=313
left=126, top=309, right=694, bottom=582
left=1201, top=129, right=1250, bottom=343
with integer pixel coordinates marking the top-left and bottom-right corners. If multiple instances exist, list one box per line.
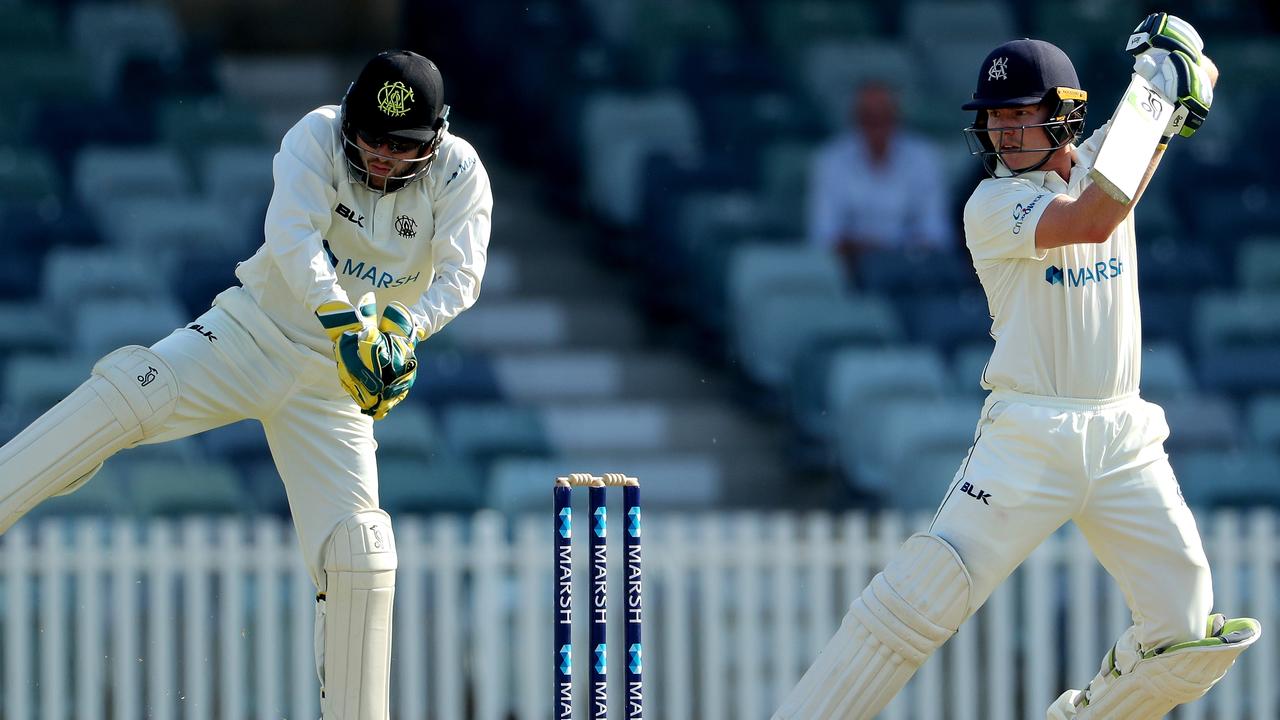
left=962, top=124, right=1141, bottom=400
left=235, top=105, right=492, bottom=355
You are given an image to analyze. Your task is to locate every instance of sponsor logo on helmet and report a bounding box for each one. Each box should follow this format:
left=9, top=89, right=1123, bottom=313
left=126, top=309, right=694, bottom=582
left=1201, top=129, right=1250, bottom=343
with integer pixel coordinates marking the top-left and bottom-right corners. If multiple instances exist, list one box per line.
left=377, top=81, right=415, bottom=117
left=988, top=57, right=1009, bottom=81
left=394, top=215, right=418, bottom=238
left=1045, top=258, right=1125, bottom=287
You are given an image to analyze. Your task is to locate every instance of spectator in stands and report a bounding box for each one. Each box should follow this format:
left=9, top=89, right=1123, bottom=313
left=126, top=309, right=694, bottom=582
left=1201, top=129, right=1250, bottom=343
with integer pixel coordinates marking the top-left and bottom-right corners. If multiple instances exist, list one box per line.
left=806, top=80, right=952, bottom=273
left=0, top=50, right=492, bottom=720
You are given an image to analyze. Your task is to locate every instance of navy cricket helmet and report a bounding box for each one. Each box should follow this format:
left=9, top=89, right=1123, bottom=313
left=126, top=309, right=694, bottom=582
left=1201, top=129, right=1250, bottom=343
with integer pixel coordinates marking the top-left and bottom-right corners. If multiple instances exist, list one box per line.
left=961, top=39, right=1088, bottom=177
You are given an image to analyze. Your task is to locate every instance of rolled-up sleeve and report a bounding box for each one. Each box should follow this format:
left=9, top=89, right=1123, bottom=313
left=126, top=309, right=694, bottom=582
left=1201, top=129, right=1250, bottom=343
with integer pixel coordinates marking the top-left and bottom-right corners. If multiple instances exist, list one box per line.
left=412, top=143, right=493, bottom=337
left=263, top=108, right=351, bottom=312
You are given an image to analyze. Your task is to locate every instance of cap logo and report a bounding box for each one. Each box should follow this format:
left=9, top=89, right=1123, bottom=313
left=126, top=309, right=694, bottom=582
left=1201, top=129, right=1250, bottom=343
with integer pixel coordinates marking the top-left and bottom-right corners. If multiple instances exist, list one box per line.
left=376, top=81, right=415, bottom=117
left=987, top=57, right=1009, bottom=81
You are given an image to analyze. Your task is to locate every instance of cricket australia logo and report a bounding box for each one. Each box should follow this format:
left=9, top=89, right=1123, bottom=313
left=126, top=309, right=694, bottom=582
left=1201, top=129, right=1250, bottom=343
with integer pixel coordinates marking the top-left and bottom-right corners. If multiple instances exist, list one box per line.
left=376, top=81, right=414, bottom=117
left=394, top=214, right=417, bottom=238
left=988, top=57, right=1009, bottom=81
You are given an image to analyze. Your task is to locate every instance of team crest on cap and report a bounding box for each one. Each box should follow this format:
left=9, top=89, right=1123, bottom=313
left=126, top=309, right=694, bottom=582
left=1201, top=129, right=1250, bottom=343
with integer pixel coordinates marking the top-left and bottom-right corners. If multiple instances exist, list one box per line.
left=988, top=57, right=1009, bottom=81
left=377, top=81, right=415, bottom=117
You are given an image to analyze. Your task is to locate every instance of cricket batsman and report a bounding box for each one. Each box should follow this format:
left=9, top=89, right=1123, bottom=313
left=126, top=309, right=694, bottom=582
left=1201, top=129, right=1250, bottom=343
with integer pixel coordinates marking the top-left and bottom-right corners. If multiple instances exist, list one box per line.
left=0, top=50, right=491, bottom=718
left=773, top=14, right=1260, bottom=720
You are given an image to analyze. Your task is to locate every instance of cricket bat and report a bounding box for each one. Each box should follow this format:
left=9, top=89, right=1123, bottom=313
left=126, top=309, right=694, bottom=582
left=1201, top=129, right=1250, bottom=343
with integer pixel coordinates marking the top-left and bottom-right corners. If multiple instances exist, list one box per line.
left=1088, top=74, right=1175, bottom=204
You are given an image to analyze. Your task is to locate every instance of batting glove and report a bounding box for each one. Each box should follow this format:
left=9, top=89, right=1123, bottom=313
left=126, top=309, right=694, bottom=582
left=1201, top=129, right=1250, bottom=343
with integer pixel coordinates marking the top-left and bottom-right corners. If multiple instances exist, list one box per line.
left=365, top=301, right=425, bottom=420
left=1127, top=13, right=1204, bottom=64
left=315, top=292, right=388, bottom=416
left=1133, top=48, right=1213, bottom=141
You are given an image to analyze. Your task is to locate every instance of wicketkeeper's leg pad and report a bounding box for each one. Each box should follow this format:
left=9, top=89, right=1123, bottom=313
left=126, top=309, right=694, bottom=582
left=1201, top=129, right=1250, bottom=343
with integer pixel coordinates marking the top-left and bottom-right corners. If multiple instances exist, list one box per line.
left=1047, top=614, right=1262, bottom=720
left=315, top=509, right=397, bottom=720
left=773, top=533, right=973, bottom=720
left=0, top=345, right=178, bottom=532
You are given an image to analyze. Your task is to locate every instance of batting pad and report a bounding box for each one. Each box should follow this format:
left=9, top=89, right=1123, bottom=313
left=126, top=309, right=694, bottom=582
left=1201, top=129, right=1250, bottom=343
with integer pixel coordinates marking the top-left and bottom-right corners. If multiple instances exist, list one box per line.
left=0, top=345, right=178, bottom=533
left=773, top=533, right=972, bottom=720
left=1048, top=615, right=1261, bottom=719
left=317, top=509, right=397, bottom=720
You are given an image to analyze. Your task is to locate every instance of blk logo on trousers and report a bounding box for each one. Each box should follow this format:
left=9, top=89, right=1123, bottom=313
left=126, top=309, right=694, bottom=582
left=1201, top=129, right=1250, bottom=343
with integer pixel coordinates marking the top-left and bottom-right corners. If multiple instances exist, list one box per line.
left=960, top=481, right=991, bottom=505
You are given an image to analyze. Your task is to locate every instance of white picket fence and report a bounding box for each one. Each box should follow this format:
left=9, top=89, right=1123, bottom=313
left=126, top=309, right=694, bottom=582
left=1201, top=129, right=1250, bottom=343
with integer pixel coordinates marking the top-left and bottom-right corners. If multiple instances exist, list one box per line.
left=0, top=509, right=1275, bottom=719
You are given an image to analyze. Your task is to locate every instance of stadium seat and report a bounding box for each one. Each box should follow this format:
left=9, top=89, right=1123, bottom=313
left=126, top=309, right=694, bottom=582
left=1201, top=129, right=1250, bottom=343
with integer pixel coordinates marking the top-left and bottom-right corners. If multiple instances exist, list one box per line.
left=158, top=97, right=268, bottom=152
left=888, top=448, right=966, bottom=513
left=73, top=146, right=191, bottom=220
left=0, top=49, right=94, bottom=105
left=1192, top=292, right=1280, bottom=351
left=441, top=404, right=550, bottom=461
left=1197, top=346, right=1280, bottom=396
left=836, top=387, right=966, bottom=491
left=492, top=352, right=623, bottom=401
left=1159, top=395, right=1241, bottom=453
left=105, top=197, right=251, bottom=266
left=538, top=401, right=756, bottom=454
left=763, top=0, right=880, bottom=54
left=738, top=292, right=905, bottom=388
left=126, top=459, right=243, bottom=516
left=0, top=5, right=60, bottom=52
left=903, top=1, right=1014, bottom=51
left=68, top=3, right=184, bottom=96
left=1138, top=240, right=1229, bottom=293
left=73, top=297, right=188, bottom=359
left=373, top=404, right=438, bottom=461
left=1236, top=237, right=1280, bottom=292
left=0, top=146, right=60, bottom=203
left=441, top=298, right=642, bottom=352
left=1174, top=450, right=1280, bottom=508
left=758, top=141, right=816, bottom=235
left=854, top=249, right=977, bottom=298
left=20, top=463, right=133, bottom=520
left=486, top=453, right=721, bottom=513
left=378, top=454, right=485, bottom=515
left=728, top=242, right=845, bottom=316
left=199, top=144, right=275, bottom=222
left=412, top=349, right=502, bottom=404
left=951, top=341, right=995, bottom=397
left=1139, top=343, right=1196, bottom=402
left=41, top=247, right=168, bottom=311
left=580, top=91, right=701, bottom=226
left=1140, top=290, right=1195, bottom=347
left=1248, top=395, right=1280, bottom=452
left=905, top=291, right=993, bottom=354
left=3, top=354, right=94, bottom=418
left=200, top=420, right=272, bottom=469
left=803, top=345, right=948, bottom=445
left=244, top=460, right=291, bottom=517
left=801, top=40, right=919, bottom=132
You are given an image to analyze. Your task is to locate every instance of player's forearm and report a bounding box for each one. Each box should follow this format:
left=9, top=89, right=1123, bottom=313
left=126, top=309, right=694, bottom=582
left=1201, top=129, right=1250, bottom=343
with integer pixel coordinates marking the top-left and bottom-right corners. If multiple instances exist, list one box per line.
left=1036, top=146, right=1161, bottom=249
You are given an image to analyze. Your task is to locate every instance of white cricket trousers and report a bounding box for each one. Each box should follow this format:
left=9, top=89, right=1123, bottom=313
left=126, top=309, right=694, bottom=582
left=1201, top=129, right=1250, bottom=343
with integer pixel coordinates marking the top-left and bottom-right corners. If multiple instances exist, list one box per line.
left=929, top=390, right=1213, bottom=652
left=143, top=286, right=380, bottom=586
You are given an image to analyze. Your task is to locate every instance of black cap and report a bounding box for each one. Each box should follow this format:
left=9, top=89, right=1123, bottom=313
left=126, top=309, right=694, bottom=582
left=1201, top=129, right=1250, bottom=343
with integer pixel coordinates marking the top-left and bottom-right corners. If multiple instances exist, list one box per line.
left=344, top=50, right=445, bottom=142
left=961, top=39, right=1080, bottom=111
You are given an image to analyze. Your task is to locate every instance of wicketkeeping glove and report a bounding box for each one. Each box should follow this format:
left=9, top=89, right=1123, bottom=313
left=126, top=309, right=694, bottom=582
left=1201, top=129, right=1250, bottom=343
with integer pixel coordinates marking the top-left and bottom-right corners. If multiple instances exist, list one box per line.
left=1127, top=13, right=1212, bottom=140
left=365, top=301, right=425, bottom=421
left=316, top=291, right=391, bottom=417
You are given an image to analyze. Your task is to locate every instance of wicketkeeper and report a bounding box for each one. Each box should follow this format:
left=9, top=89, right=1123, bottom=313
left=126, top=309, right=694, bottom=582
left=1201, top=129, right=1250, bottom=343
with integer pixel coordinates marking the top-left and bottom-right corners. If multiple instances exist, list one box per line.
left=0, top=50, right=492, bottom=718
left=774, top=14, right=1260, bottom=720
